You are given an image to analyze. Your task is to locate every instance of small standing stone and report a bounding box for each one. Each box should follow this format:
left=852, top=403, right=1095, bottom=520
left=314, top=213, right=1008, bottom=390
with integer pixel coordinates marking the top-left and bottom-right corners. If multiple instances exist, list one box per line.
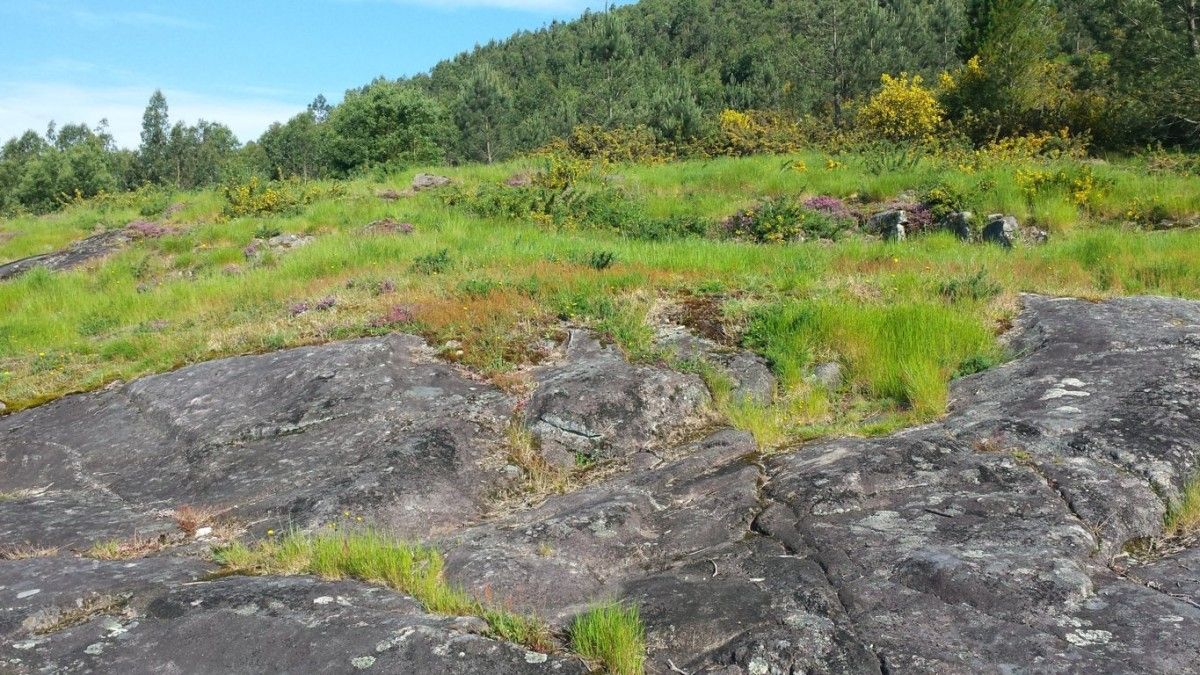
left=944, top=211, right=975, bottom=241
left=983, top=214, right=1019, bottom=248
left=870, top=209, right=909, bottom=242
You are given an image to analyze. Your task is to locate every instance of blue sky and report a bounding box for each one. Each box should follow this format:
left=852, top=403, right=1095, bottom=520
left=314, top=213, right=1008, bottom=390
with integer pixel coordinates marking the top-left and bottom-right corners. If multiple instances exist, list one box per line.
left=0, top=0, right=629, bottom=148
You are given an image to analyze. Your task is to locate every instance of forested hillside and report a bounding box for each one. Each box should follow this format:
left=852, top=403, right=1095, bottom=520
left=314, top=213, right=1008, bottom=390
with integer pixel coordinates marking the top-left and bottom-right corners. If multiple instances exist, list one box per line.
left=1, top=0, right=1198, bottom=214
left=417, top=0, right=1199, bottom=158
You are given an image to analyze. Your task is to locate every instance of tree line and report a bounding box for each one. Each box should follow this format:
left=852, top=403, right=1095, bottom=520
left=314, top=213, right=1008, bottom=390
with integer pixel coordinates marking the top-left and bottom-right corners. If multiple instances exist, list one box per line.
left=2, top=0, right=1197, bottom=214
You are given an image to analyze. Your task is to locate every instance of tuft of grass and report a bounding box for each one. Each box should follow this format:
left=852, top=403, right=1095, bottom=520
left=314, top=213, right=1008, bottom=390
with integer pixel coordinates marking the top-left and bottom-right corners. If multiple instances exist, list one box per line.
left=1165, top=474, right=1200, bottom=537
left=0, top=544, right=59, bottom=560
left=570, top=601, right=646, bottom=675
left=745, top=300, right=999, bottom=421
left=84, top=534, right=166, bottom=560
left=412, top=248, right=452, bottom=274
left=723, top=389, right=830, bottom=451
left=172, top=504, right=243, bottom=541
left=938, top=270, right=1002, bottom=303
left=214, top=531, right=555, bottom=652
left=505, top=418, right=572, bottom=497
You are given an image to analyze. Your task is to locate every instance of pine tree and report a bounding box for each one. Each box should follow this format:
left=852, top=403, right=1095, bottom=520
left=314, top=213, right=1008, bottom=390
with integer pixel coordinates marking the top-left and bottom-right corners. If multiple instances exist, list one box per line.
left=453, top=65, right=512, bottom=163
left=138, top=90, right=171, bottom=184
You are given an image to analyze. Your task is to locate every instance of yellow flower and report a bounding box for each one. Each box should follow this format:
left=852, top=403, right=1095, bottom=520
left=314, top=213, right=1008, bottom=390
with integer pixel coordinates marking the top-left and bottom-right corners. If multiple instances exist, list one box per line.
left=856, top=73, right=944, bottom=142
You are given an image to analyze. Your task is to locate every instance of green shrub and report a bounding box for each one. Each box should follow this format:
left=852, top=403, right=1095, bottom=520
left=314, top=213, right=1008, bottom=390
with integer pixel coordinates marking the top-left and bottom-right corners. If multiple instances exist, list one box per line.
left=921, top=183, right=969, bottom=224
left=557, top=124, right=670, bottom=164
left=136, top=190, right=172, bottom=217
left=459, top=278, right=500, bottom=297
left=585, top=250, right=617, bottom=270
left=253, top=223, right=283, bottom=239
left=222, top=177, right=342, bottom=217
left=938, top=270, right=1002, bottom=303
left=724, top=197, right=851, bottom=243
left=445, top=177, right=706, bottom=241
left=412, top=249, right=452, bottom=274
left=570, top=602, right=646, bottom=675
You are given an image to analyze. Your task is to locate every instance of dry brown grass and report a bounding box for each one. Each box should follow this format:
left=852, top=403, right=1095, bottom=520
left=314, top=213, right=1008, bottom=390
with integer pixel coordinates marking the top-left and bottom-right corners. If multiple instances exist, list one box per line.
left=172, top=504, right=244, bottom=541
left=84, top=534, right=167, bottom=560
left=0, top=544, right=59, bottom=560
left=505, top=418, right=572, bottom=497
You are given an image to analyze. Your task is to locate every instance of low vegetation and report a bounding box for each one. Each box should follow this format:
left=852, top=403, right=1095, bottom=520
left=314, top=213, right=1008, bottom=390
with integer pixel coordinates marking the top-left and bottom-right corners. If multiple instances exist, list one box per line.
left=2, top=151, right=1199, bottom=448
left=570, top=602, right=647, bottom=675
left=0, top=544, right=59, bottom=560
left=214, top=531, right=554, bottom=652
left=503, top=419, right=573, bottom=500
left=1165, top=475, right=1200, bottom=539
left=84, top=535, right=167, bottom=561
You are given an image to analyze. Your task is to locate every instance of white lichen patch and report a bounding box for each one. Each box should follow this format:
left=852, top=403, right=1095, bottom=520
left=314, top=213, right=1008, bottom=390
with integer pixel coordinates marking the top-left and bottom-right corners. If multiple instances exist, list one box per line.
left=1066, top=629, right=1113, bottom=646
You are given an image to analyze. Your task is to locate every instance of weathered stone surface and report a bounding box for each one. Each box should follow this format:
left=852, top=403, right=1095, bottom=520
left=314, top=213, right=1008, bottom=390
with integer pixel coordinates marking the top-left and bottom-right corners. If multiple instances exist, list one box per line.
left=412, top=173, right=452, bottom=191
left=0, top=334, right=517, bottom=546
left=526, top=330, right=711, bottom=466
left=3, top=295, right=1200, bottom=673
left=0, top=230, right=130, bottom=281
left=983, top=213, right=1020, bottom=247
left=0, top=561, right=584, bottom=674
left=943, top=210, right=975, bottom=240
left=657, top=322, right=776, bottom=404
left=869, top=209, right=908, bottom=241
left=444, top=295, right=1200, bottom=673
left=442, top=430, right=761, bottom=618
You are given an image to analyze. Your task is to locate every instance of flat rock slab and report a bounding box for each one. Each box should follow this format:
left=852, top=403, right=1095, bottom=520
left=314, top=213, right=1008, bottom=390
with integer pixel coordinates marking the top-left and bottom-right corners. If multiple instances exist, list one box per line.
left=0, top=334, right=517, bottom=546
left=0, top=230, right=130, bottom=281
left=1, top=566, right=584, bottom=675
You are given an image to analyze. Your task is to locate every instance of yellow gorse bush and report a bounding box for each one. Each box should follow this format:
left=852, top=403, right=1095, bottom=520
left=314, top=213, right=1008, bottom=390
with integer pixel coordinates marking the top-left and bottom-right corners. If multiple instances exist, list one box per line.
left=1014, top=164, right=1105, bottom=208
left=856, top=73, right=944, bottom=142
left=222, top=176, right=344, bottom=218
left=714, top=109, right=803, bottom=156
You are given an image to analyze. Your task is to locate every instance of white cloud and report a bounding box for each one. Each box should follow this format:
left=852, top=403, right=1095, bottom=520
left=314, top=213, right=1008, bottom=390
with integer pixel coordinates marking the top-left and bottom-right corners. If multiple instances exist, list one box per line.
left=0, top=82, right=300, bottom=148
left=66, top=8, right=208, bottom=30
left=4, top=3, right=208, bottom=31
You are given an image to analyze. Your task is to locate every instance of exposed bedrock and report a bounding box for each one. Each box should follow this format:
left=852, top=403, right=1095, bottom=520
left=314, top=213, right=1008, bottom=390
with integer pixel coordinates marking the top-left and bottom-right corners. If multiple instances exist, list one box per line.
left=1, top=295, right=1199, bottom=673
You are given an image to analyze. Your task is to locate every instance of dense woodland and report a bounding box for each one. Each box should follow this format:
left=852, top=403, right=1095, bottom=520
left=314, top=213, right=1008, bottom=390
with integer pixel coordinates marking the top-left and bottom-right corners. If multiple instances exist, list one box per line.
left=2, top=0, right=1198, bottom=214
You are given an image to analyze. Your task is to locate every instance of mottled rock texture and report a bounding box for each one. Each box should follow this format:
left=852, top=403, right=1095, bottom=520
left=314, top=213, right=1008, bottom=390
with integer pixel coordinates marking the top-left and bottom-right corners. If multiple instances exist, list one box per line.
left=2, top=295, right=1199, bottom=674
left=0, top=230, right=130, bottom=281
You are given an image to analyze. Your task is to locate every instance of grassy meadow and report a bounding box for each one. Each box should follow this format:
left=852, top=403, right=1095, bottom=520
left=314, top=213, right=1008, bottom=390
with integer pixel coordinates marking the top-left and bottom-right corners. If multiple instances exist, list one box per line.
left=1, top=152, right=1198, bottom=448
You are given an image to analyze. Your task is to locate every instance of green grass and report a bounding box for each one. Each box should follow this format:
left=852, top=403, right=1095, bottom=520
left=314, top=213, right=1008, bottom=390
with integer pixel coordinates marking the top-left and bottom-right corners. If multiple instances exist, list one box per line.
left=2, top=154, right=1199, bottom=448
left=214, top=531, right=554, bottom=652
left=1165, top=475, right=1200, bottom=538
left=570, top=602, right=646, bottom=675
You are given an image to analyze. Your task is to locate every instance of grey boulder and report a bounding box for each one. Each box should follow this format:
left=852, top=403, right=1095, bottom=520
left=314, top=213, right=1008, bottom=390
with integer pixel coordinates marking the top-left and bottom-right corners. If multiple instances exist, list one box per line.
left=526, top=330, right=711, bottom=466
left=412, top=173, right=452, bottom=191
left=983, top=214, right=1020, bottom=247
left=870, top=209, right=908, bottom=241
left=0, top=230, right=130, bottom=281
